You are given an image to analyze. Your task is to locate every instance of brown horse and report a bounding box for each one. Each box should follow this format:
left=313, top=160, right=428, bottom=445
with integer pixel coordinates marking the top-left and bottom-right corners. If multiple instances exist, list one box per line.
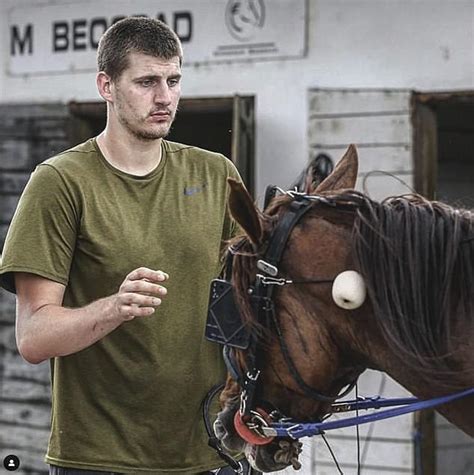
left=213, top=145, right=474, bottom=472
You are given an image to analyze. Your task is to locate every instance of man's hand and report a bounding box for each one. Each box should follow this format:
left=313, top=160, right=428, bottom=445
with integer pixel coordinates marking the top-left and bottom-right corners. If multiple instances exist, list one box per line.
left=14, top=268, right=170, bottom=363
left=114, top=267, right=169, bottom=321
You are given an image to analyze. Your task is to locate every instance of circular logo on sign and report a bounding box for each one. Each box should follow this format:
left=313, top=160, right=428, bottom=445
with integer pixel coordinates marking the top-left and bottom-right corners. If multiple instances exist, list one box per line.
left=225, top=0, right=265, bottom=41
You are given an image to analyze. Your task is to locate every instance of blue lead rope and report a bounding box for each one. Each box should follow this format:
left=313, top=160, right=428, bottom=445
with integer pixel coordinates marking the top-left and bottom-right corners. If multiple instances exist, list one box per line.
left=265, top=387, right=474, bottom=439
left=331, top=395, right=419, bottom=412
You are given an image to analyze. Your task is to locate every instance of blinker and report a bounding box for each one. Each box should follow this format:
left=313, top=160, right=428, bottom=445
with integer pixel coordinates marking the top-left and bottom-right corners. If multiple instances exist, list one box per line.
left=205, top=278, right=274, bottom=350
left=205, top=279, right=251, bottom=349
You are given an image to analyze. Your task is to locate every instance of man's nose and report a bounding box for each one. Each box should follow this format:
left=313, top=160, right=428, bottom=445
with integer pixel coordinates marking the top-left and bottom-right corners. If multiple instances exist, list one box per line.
left=153, top=83, right=172, bottom=105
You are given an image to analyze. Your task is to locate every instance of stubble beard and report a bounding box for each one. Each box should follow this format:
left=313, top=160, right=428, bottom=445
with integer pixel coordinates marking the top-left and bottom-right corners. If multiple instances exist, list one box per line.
left=114, top=92, right=177, bottom=142
left=119, top=112, right=175, bottom=142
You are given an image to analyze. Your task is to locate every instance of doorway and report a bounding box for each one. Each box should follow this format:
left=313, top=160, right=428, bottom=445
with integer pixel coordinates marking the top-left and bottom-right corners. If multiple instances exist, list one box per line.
left=413, top=90, right=474, bottom=475
left=413, top=91, right=474, bottom=205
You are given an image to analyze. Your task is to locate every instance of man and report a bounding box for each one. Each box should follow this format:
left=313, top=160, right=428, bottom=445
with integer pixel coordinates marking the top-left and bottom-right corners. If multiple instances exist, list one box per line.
left=0, top=17, right=242, bottom=474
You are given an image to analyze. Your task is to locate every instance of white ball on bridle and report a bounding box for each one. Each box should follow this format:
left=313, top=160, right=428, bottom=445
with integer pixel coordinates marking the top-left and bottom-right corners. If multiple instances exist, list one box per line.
left=332, top=270, right=366, bottom=310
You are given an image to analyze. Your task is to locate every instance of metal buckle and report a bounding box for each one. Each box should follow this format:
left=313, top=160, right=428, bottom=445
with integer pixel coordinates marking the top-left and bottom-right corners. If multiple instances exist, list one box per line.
left=234, top=461, right=245, bottom=475
left=239, top=370, right=261, bottom=415
left=246, top=369, right=261, bottom=381
left=279, top=187, right=336, bottom=206
left=239, top=390, right=248, bottom=415
left=246, top=410, right=272, bottom=438
left=260, top=426, right=278, bottom=437
left=256, top=274, right=292, bottom=286
left=257, top=260, right=278, bottom=276
left=286, top=424, right=305, bottom=439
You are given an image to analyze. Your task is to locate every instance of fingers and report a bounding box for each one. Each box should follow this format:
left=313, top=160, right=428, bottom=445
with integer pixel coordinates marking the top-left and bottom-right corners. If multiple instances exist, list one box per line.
left=126, top=267, right=169, bottom=283
left=116, top=267, right=169, bottom=322
left=120, top=304, right=157, bottom=321
left=119, top=293, right=162, bottom=307
left=120, top=267, right=169, bottom=297
left=121, top=280, right=167, bottom=297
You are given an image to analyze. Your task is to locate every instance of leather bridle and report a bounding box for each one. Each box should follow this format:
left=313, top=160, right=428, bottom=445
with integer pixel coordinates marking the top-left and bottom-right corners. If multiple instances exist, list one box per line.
left=206, top=188, right=359, bottom=438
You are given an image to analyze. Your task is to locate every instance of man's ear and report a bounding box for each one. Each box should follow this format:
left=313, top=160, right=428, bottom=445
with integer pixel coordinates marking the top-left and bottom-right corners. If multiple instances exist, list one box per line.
left=96, top=72, right=113, bottom=102
left=315, top=144, right=358, bottom=192
left=227, top=178, right=263, bottom=245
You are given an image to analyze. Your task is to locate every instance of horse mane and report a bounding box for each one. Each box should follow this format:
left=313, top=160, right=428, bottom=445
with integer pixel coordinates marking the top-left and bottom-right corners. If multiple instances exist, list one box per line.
left=349, top=191, right=474, bottom=375
left=229, top=190, right=474, bottom=377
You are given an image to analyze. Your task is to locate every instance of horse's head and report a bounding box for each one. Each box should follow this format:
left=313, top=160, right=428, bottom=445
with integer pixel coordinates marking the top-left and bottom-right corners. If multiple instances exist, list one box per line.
left=214, top=146, right=374, bottom=471
left=215, top=143, right=474, bottom=467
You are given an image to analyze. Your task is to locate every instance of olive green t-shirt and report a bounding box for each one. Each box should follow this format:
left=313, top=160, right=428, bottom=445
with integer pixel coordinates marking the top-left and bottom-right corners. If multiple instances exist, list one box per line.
left=0, top=138, right=240, bottom=473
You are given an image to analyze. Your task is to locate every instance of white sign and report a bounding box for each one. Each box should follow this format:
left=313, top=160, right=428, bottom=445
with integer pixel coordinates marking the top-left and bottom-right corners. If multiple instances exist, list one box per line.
left=8, top=0, right=307, bottom=76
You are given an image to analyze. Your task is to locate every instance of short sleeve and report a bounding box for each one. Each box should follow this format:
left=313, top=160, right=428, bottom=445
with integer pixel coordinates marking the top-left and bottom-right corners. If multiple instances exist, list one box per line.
left=0, top=164, right=79, bottom=293
left=221, top=158, right=244, bottom=244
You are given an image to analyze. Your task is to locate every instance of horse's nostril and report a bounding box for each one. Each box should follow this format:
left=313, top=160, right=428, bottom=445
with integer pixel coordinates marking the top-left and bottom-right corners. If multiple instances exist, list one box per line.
left=213, top=412, right=248, bottom=453
left=213, top=418, right=227, bottom=439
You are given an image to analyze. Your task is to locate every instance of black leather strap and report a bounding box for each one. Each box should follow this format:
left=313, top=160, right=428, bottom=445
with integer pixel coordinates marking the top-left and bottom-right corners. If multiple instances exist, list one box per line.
left=202, top=384, right=245, bottom=473
left=263, top=198, right=313, bottom=270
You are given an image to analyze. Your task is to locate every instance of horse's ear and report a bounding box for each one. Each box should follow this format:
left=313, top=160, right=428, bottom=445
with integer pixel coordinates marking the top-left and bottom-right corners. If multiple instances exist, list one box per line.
left=228, top=178, right=263, bottom=245
left=315, top=144, right=358, bottom=192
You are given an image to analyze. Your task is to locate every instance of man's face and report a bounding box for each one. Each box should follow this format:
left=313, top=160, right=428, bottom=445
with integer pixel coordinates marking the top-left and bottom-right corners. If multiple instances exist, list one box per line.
left=110, top=52, right=181, bottom=141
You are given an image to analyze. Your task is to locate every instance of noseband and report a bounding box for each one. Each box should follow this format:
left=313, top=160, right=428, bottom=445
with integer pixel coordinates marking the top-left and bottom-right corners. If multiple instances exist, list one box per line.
left=205, top=188, right=358, bottom=434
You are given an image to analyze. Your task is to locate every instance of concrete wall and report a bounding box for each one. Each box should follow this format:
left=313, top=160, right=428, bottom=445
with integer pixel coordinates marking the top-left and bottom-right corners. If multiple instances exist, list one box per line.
left=1, top=0, right=473, bottom=199
left=0, top=104, right=71, bottom=474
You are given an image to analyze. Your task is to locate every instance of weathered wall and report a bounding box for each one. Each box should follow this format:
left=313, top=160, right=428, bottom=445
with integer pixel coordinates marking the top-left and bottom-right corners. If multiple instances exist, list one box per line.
left=436, top=415, right=474, bottom=475
left=0, top=0, right=473, bottom=200
left=0, top=104, right=70, bottom=474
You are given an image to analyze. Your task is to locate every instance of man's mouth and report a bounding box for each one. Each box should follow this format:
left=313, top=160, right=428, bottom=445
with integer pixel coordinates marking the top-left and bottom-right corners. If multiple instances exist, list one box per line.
left=149, top=111, right=171, bottom=121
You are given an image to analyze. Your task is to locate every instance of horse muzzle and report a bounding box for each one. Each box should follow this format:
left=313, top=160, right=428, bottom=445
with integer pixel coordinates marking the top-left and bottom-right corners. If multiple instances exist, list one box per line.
left=214, top=405, right=303, bottom=472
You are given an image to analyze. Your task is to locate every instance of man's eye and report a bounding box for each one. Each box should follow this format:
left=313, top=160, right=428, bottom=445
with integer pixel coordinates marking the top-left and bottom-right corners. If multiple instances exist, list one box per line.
left=168, top=79, right=180, bottom=87
left=141, top=80, right=154, bottom=87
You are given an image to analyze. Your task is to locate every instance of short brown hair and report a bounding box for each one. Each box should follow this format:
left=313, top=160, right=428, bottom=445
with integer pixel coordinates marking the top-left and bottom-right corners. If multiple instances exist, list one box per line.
left=97, top=17, right=183, bottom=80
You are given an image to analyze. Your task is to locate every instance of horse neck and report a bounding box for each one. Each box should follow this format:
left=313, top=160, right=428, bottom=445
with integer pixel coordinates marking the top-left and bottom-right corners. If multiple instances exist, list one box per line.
left=346, top=195, right=474, bottom=436
left=356, top=318, right=474, bottom=437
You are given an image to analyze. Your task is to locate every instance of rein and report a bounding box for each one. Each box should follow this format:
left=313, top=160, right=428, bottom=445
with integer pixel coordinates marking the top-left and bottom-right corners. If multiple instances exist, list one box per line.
left=260, top=387, right=474, bottom=439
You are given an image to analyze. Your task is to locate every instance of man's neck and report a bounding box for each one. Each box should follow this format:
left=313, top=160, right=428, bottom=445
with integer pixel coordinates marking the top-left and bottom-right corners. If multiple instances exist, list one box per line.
left=96, top=126, right=163, bottom=177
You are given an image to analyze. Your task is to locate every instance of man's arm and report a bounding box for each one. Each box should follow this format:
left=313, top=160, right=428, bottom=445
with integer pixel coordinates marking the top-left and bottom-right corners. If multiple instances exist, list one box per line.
left=15, top=267, right=168, bottom=364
